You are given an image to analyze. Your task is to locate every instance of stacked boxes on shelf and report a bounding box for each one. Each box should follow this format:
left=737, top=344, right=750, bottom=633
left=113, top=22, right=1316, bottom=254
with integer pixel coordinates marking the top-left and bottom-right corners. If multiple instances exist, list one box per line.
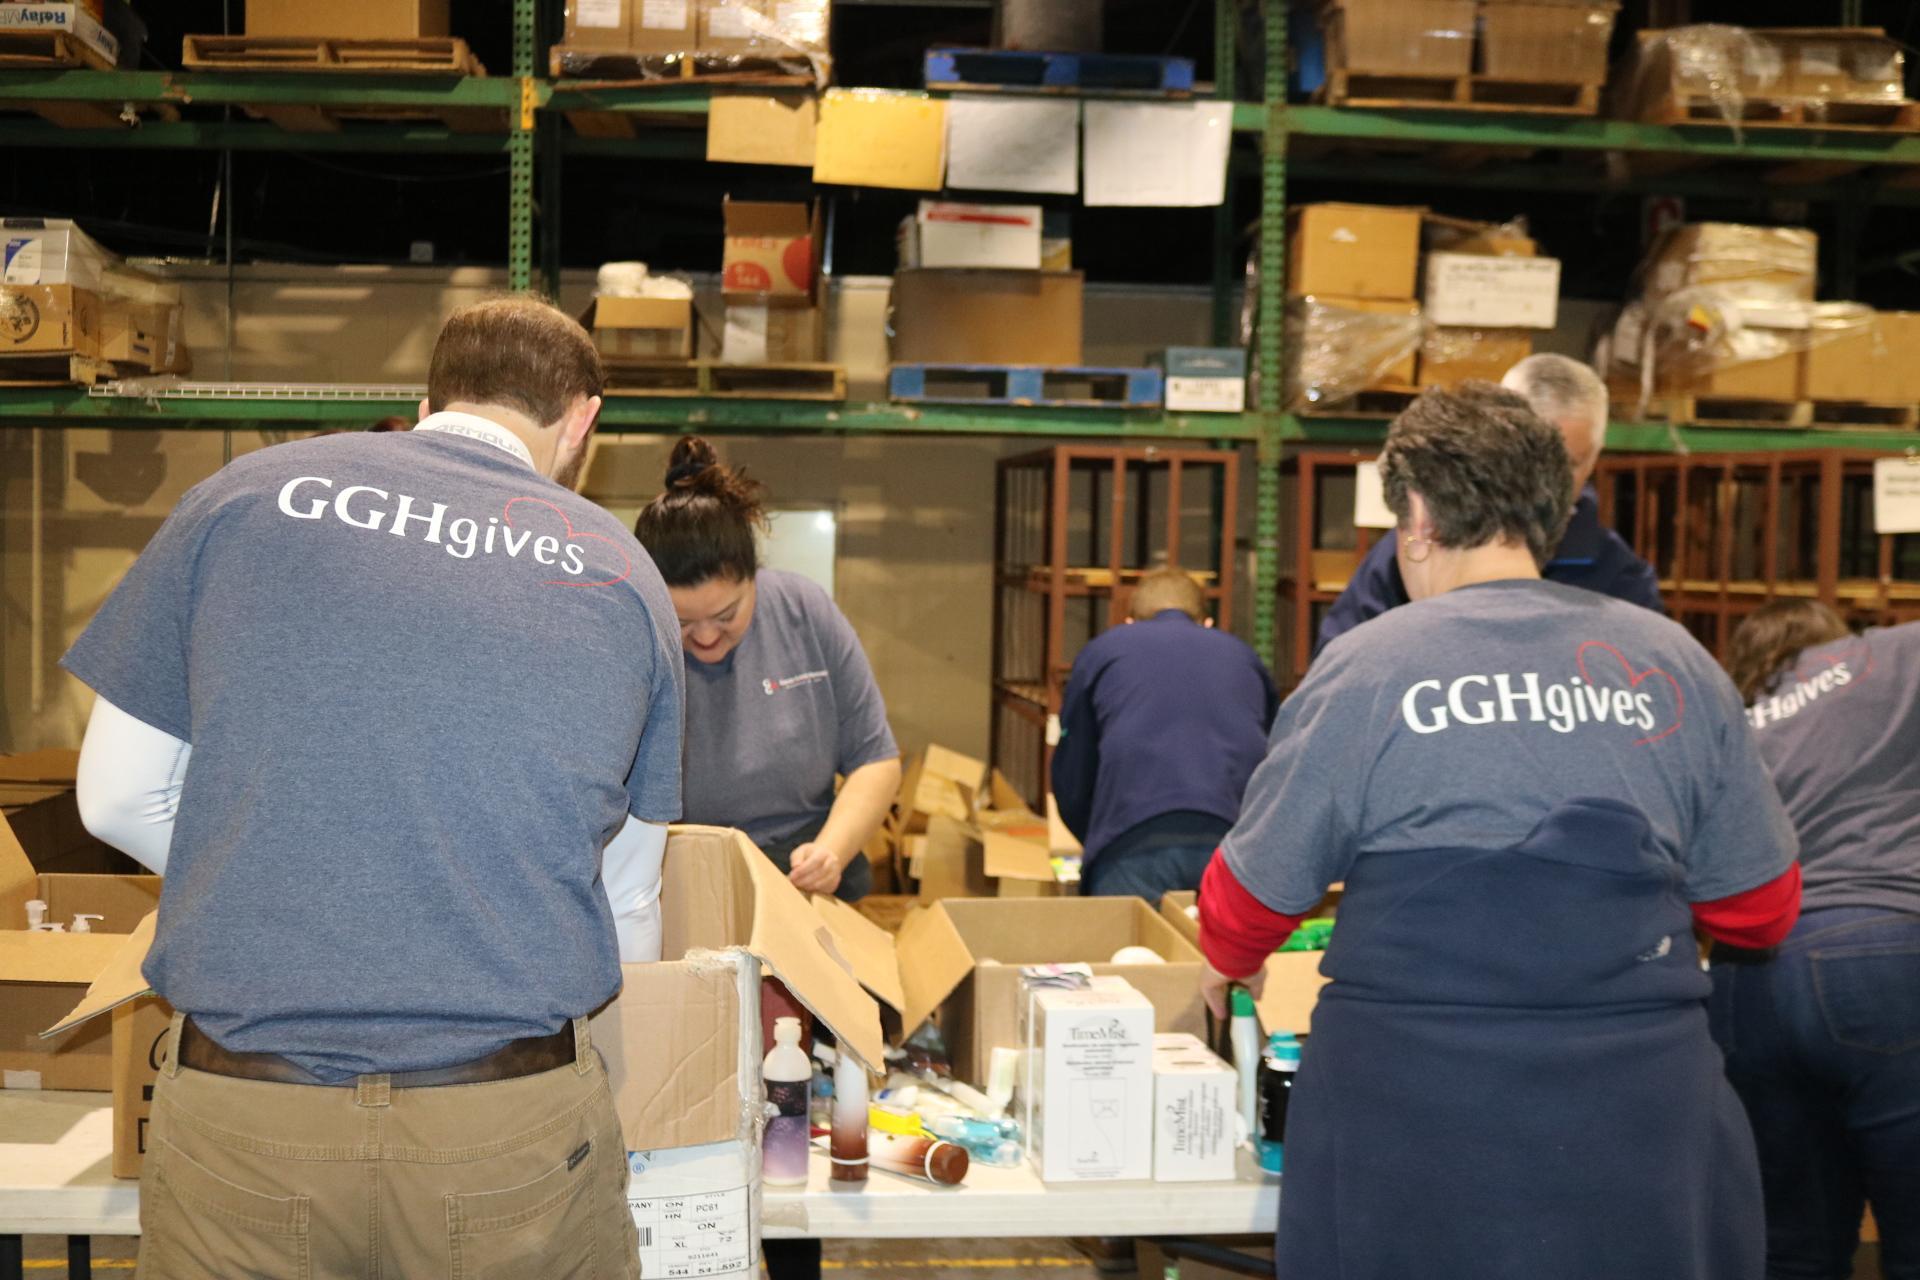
left=242, top=0, right=449, bottom=38
left=1616, top=26, right=1914, bottom=128
left=1416, top=213, right=1560, bottom=390
left=890, top=200, right=1083, bottom=366
left=1317, top=0, right=1617, bottom=113
left=1284, top=202, right=1424, bottom=410
left=556, top=0, right=831, bottom=76
left=1, top=219, right=189, bottom=380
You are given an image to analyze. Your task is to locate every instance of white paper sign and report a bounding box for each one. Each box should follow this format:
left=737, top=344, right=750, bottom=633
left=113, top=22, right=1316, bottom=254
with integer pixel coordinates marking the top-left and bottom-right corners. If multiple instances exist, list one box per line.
left=1082, top=101, right=1233, bottom=208
left=1423, top=254, right=1561, bottom=329
left=1873, top=457, right=1920, bottom=534
left=1353, top=461, right=1395, bottom=530
left=946, top=98, right=1081, bottom=194
left=576, top=0, right=623, bottom=27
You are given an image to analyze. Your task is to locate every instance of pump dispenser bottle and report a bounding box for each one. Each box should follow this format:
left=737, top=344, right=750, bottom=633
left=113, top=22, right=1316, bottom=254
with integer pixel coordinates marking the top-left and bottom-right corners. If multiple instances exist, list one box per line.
left=763, top=1017, right=812, bottom=1186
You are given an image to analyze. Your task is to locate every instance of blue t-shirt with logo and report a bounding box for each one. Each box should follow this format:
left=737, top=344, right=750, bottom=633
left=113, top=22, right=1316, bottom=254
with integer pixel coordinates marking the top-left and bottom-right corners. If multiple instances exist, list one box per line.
left=1225, top=578, right=1795, bottom=915
left=680, top=569, right=898, bottom=850
left=1745, top=623, right=1920, bottom=915
left=62, top=419, right=684, bottom=1080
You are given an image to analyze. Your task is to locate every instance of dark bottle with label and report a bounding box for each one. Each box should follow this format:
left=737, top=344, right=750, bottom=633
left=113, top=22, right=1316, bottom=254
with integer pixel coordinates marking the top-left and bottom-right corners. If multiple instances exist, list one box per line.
left=1257, top=1033, right=1301, bottom=1174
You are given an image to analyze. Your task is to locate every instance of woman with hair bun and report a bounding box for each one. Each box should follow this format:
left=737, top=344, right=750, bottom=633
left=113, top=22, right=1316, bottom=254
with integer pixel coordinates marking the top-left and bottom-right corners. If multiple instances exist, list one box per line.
left=634, top=437, right=901, bottom=902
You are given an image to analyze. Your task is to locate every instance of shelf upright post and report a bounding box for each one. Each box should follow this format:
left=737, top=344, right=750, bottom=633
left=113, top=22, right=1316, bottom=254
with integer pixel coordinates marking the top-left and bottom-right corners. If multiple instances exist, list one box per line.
left=1210, top=0, right=1240, bottom=346
left=1252, top=0, right=1287, bottom=669
left=508, top=0, right=537, bottom=291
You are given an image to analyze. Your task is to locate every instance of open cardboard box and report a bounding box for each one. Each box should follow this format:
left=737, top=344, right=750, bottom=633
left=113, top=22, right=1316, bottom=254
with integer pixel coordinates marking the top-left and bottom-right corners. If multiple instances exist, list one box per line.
left=47, top=826, right=886, bottom=1176
left=0, top=749, right=123, bottom=875
left=583, top=295, right=695, bottom=363
left=814, top=894, right=1206, bottom=1087
left=0, top=811, right=159, bottom=1091
left=1159, top=888, right=1339, bottom=1037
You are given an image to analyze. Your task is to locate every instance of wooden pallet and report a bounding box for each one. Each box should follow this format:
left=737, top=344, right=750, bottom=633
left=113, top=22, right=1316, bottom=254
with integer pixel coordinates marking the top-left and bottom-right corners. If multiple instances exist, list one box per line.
left=549, top=46, right=820, bottom=83
left=1657, top=395, right=1813, bottom=428
left=0, top=353, right=116, bottom=386
left=1641, top=93, right=1920, bottom=133
left=0, top=28, right=115, bottom=71
left=1808, top=400, right=1920, bottom=431
left=606, top=360, right=846, bottom=401
left=1321, top=70, right=1601, bottom=115
left=923, top=47, right=1195, bottom=96
left=1295, top=385, right=1421, bottom=419
left=888, top=363, right=1164, bottom=409
left=183, top=34, right=485, bottom=75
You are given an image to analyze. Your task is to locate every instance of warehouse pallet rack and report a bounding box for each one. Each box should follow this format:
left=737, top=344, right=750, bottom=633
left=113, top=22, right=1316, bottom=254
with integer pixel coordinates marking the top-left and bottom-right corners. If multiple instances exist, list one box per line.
left=990, top=445, right=1239, bottom=807
left=5, top=0, right=1920, bottom=677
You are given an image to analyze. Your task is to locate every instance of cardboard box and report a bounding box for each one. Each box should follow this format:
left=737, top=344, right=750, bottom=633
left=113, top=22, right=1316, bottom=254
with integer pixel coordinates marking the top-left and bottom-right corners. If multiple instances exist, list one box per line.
left=1805, top=309, right=1920, bottom=405
left=707, top=91, right=817, bottom=166
left=898, top=744, right=987, bottom=833
left=1136, top=1240, right=1275, bottom=1280
left=1152, top=1032, right=1236, bottom=1182
left=1287, top=295, right=1421, bottom=406
left=1164, top=347, right=1248, bottom=413
left=561, top=0, right=633, bottom=49
left=1288, top=203, right=1423, bottom=300
left=1783, top=29, right=1905, bottom=103
left=97, top=298, right=181, bottom=371
left=1323, top=0, right=1474, bottom=77
left=1641, top=223, right=1818, bottom=303
left=246, top=0, right=448, bottom=39
left=1417, top=327, right=1534, bottom=390
left=1477, top=0, right=1618, bottom=85
left=1, top=813, right=159, bottom=1092
left=890, top=269, right=1084, bottom=366
left=2, top=218, right=119, bottom=292
left=634, top=0, right=699, bottom=52
left=1, top=284, right=101, bottom=358
left=0, top=5, right=119, bottom=65
left=1681, top=350, right=1802, bottom=401
left=1021, top=980, right=1154, bottom=1182
left=111, top=990, right=171, bottom=1178
left=813, top=89, right=947, bottom=191
left=721, top=301, right=822, bottom=364
left=585, top=295, right=695, bottom=363
left=1421, top=212, right=1536, bottom=258
left=900, top=201, right=1043, bottom=271
left=698, top=0, right=767, bottom=55
left=0, top=750, right=120, bottom=876
left=722, top=198, right=818, bottom=302
left=1423, top=253, right=1561, bottom=329
left=1159, top=889, right=1334, bottom=1037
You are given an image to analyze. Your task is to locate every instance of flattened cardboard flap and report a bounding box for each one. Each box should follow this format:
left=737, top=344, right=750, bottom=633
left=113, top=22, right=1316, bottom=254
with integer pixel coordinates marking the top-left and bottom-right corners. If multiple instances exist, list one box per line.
left=893, top=901, right=975, bottom=1036
left=43, top=910, right=157, bottom=1036
left=0, top=810, right=37, bottom=905
left=0, top=749, right=80, bottom=784
left=980, top=829, right=1055, bottom=883
left=810, top=893, right=905, bottom=1014
left=723, top=198, right=813, bottom=240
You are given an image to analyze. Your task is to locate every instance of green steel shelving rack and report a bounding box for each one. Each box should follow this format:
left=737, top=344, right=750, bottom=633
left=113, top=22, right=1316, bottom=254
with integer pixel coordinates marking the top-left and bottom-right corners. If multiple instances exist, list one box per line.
left=5, top=0, right=1920, bottom=661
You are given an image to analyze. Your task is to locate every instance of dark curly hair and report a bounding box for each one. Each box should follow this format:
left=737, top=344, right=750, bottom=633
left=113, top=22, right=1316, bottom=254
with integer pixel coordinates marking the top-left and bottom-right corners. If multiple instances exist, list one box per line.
left=632, top=436, right=769, bottom=587
left=1379, top=382, right=1575, bottom=568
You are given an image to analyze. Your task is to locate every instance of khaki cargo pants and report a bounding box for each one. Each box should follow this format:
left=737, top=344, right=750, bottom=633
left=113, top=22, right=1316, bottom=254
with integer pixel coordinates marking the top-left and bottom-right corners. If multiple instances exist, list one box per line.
left=136, top=1015, right=640, bottom=1280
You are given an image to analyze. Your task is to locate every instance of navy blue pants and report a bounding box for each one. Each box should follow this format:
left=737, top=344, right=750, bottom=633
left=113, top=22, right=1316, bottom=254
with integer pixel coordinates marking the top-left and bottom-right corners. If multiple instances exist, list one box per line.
left=1710, top=907, right=1920, bottom=1280
left=1080, top=811, right=1229, bottom=906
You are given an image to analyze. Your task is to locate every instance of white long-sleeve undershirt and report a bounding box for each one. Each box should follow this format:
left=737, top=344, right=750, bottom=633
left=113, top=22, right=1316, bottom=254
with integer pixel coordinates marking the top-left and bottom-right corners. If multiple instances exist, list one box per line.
left=73, top=694, right=665, bottom=962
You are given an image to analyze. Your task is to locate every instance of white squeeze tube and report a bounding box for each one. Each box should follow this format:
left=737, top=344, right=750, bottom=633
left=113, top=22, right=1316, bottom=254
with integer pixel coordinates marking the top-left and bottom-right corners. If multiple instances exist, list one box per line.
left=1231, top=988, right=1262, bottom=1145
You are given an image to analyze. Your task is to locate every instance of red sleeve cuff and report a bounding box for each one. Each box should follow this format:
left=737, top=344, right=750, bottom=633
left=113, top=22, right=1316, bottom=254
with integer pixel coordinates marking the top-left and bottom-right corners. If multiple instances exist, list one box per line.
left=1198, top=848, right=1307, bottom=980
left=1693, top=862, right=1802, bottom=949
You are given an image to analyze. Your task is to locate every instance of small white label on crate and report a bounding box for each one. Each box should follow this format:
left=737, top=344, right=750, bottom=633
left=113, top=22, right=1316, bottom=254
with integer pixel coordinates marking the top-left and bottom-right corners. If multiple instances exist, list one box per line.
left=706, top=3, right=753, bottom=38
left=641, top=0, right=689, bottom=29
left=575, top=0, right=623, bottom=27
left=1353, top=461, right=1394, bottom=530
left=1165, top=375, right=1245, bottom=413
left=629, top=1184, right=753, bottom=1278
left=1873, top=458, right=1920, bottom=534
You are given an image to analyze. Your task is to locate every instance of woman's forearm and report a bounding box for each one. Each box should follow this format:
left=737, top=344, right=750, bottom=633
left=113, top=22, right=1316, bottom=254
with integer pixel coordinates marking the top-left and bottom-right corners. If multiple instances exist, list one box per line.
left=817, top=757, right=903, bottom=869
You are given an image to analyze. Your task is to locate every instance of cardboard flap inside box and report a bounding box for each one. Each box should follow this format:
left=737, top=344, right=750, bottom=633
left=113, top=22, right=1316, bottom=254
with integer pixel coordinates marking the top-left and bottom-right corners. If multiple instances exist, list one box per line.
left=1157, top=889, right=1339, bottom=1036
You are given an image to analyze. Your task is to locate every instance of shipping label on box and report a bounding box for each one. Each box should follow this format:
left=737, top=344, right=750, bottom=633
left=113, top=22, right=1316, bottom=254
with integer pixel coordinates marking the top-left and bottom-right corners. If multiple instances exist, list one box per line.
left=1022, top=983, right=1154, bottom=1182
left=904, top=201, right=1043, bottom=270
left=1152, top=1032, right=1235, bottom=1183
left=1423, top=253, right=1560, bottom=329
left=627, top=1143, right=759, bottom=1279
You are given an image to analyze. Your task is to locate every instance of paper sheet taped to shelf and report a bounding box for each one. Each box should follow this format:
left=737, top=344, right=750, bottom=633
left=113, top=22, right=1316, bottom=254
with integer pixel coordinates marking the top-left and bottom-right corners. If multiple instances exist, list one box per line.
left=946, top=98, right=1080, bottom=195
left=1082, top=101, right=1232, bottom=207
left=1873, top=458, right=1920, bottom=535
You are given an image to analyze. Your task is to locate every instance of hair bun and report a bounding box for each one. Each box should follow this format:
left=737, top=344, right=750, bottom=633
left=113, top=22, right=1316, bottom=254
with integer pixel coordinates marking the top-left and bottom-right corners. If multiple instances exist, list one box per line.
left=665, top=436, right=721, bottom=490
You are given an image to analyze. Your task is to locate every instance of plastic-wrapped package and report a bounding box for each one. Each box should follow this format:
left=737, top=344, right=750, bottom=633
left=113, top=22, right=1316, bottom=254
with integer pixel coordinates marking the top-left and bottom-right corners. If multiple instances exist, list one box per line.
left=1285, top=296, right=1423, bottom=410
left=1478, top=1, right=1618, bottom=85
left=1416, top=326, right=1533, bottom=390
left=1619, top=25, right=1909, bottom=130
left=1421, top=213, right=1535, bottom=258
left=1637, top=222, right=1817, bottom=302
left=1320, top=0, right=1474, bottom=79
left=554, top=0, right=830, bottom=82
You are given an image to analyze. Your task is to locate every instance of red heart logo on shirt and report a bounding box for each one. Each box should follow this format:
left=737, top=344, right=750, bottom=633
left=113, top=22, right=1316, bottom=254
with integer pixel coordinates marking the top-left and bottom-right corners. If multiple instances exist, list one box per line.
left=1575, top=640, right=1686, bottom=746
left=503, top=496, right=632, bottom=588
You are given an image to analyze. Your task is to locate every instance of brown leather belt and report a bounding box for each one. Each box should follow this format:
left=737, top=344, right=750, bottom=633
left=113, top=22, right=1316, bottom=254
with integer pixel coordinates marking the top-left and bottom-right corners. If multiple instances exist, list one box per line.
left=177, top=1018, right=576, bottom=1088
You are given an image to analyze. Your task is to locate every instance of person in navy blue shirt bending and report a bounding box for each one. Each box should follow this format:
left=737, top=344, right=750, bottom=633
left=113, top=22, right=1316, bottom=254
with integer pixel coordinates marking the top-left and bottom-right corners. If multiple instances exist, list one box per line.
left=1315, top=354, right=1661, bottom=660
left=1051, top=568, right=1278, bottom=905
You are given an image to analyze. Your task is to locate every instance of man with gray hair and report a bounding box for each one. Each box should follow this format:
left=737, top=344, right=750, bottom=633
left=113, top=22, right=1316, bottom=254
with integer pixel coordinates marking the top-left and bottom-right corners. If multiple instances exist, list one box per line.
left=1314, top=355, right=1660, bottom=659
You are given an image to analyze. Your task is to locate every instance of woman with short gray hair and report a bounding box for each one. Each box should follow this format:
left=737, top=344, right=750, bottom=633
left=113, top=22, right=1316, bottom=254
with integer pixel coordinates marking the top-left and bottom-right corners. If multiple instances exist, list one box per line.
left=1196, top=383, right=1804, bottom=1279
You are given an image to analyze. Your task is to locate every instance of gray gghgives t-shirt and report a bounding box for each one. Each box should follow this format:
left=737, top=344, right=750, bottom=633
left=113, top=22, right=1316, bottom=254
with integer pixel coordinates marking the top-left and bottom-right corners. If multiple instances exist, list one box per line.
left=1746, top=622, right=1920, bottom=915
left=1225, top=579, right=1796, bottom=916
left=681, top=569, right=898, bottom=850
left=61, top=419, right=685, bottom=1081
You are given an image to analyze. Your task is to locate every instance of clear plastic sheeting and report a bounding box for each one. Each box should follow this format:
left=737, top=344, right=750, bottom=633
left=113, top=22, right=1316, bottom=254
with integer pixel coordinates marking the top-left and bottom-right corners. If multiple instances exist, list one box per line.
left=1637, top=223, right=1818, bottom=303
left=554, top=0, right=831, bottom=84
left=1619, top=25, right=1910, bottom=133
left=1285, top=296, right=1423, bottom=410
left=1421, top=213, right=1535, bottom=258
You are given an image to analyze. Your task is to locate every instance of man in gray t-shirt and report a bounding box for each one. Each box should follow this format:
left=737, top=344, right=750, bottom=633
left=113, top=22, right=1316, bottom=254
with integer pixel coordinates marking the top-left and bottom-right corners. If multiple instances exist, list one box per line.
left=64, top=298, right=674, bottom=1280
